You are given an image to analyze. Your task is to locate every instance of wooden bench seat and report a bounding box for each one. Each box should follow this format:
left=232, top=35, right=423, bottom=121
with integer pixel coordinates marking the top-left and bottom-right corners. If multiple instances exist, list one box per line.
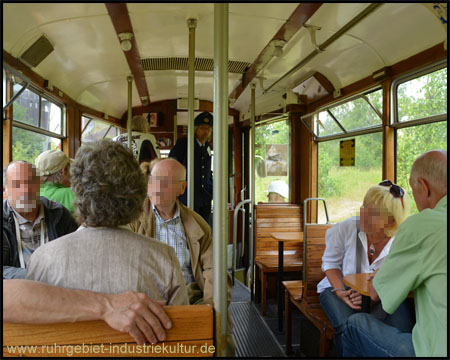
left=254, top=203, right=304, bottom=315
left=3, top=305, right=214, bottom=358
left=283, top=224, right=334, bottom=357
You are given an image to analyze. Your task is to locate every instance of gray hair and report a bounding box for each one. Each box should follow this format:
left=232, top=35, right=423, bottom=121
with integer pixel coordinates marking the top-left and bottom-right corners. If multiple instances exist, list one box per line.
left=43, top=164, right=69, bottom=185
left=3, top=161, right=37, bottom=188
left=71, top=139, right=147, bottom=227
left=410, top=150, right=447, bottom=194
left=131, top=115, right=149, bottom=133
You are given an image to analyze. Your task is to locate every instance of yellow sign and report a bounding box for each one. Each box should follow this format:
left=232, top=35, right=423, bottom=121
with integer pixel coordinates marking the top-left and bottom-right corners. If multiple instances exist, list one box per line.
left=340, top=139, right=355, bottom=166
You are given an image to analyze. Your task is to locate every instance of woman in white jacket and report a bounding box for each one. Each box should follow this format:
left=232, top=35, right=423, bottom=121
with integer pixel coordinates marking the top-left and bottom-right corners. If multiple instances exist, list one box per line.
left=318, top=181, right=414, bottom=356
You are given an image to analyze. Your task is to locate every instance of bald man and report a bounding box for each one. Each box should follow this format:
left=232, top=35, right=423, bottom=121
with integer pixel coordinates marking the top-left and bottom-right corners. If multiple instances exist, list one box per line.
left=342, top=150, right=447, bottom=357
left=3, top=161, right=77, bottom=279
left=130, top=158, right=215, bottom=305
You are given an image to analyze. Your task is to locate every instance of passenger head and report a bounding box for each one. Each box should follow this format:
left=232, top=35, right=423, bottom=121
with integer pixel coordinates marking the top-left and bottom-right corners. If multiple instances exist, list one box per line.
left=71, top=140, right=147, bottom=227
left=267, top=180, right=288, bottom=203
left=131, top=115, right=150, bottom=133
left=35, top=149, right=72, bottom=187
left=409, top=150, right=447, bottom=211
left=4, top=161, right=42, bottom=215
left=147, top=158, right=187, bottom=209
left=360, top=182, right=411, bottom=238
left=194, top=112, right=213, bottom=145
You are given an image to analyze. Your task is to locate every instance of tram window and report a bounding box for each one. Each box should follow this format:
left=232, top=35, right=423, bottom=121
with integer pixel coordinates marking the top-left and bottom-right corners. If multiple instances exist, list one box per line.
left=40, top=98, right=62, bottom=134
left=303, top=88, right=383, bottom=138
left=81, top=116, right=120, bottom=143
left=318, top=132, right=382, bottom=223
left=13, top=86, right=40, bottom=128
left=397, top=67, right=447, bottom=123
left=396, top=121, right=447, bottom=214
left=328, top=89, right=382, bottom=132
left=12, top=126, right=61, bottom=163
left=255, top=120, right=290, bottom=203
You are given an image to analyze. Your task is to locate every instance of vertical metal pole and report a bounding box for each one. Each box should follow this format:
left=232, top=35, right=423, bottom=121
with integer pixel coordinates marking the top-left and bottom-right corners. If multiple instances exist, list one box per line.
left=187, top=18, right=197, bottom=210
left=213, top=3, right=228, bottom=357
left=127, top=75, right=134, bottom=149
left=249, top=83, right=256, bottom=300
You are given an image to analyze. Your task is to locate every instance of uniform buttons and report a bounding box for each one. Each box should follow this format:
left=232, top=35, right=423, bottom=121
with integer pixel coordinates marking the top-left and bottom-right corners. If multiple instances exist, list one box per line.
left=202, top=165, right=205, bottom=169
left=202, top=185, right=204, bottom=188
left=202, top=175, right=205, bottom=178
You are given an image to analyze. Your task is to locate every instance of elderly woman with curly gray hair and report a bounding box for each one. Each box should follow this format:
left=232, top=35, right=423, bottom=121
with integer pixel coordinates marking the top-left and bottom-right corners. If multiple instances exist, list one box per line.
left=26, top=139, right=188, bottom=307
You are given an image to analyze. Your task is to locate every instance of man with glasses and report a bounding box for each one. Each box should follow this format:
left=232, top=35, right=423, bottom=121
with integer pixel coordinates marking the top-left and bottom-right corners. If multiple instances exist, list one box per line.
left=169, top=112, right=213, bottom=225
left=342, top=149, right=447, bottom=357
left=3, top=161, right=78, bottom=279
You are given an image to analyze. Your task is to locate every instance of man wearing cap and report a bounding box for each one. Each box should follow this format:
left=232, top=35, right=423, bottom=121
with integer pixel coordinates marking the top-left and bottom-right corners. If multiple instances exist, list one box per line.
left=35, top=149, right=76, bottom=216
left=169, top=112, right=213, bottom=224
left=267, top=180, right=289, bottom=202
left=3, top=161, right=78, bottom=279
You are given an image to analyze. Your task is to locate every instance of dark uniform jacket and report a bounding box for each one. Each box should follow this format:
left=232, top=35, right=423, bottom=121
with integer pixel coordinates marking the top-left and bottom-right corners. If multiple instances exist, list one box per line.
left=3, top=197, right=78, bottom=279
left=169, top=136, right=213, bottom=211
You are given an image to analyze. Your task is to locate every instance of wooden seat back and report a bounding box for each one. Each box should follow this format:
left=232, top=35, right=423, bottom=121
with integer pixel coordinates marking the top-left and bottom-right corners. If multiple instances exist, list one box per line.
left=3, top=305, right=214, bottom=358
left=303, top=224, right=333, bottom=305
left=255, top=203, right=304, bottom=261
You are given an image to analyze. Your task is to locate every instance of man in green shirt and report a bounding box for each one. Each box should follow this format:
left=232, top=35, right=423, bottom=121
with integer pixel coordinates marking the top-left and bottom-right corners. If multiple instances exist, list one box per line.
left=35, top=149, right=76, bottom=216
left=342, top=149, right=447, bottom=357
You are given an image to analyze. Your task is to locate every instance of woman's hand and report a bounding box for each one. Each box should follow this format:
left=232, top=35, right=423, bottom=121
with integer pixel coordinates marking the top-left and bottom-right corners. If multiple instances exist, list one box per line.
left=335, top=289, right=362, bottom=310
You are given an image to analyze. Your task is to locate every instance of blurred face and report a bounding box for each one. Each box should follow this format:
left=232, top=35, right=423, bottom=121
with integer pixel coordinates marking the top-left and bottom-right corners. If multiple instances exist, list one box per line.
left=6, top=163, right=42, bottom=214
left=148, top=162, right=186, bottom=208
left=359, top=202, right=393, bottom=236
left=195, top=125, right=212, bottom=144
left=268, top=192, right=285, bottom=202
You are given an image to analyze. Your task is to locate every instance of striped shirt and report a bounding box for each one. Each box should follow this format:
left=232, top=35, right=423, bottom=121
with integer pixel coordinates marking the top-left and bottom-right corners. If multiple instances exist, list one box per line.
left=11, top=204, right=48, bottom=268
left=153, top=203, right=195, bottom=285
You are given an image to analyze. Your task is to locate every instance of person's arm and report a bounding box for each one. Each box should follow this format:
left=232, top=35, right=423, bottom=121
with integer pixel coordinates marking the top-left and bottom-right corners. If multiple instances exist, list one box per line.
left=322, top=220, right=362, bottom=309
left=3, top=279, right=172, bottom=345
left=166, top=250, right=190, bottom=306
left=368, top=270, right=380, bottom=302
left=325, top=269, right=362, bottom=310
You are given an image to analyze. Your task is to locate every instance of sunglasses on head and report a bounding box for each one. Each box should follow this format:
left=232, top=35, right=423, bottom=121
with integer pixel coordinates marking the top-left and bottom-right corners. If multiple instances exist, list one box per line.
left=379, top=179, right=404, bottom=208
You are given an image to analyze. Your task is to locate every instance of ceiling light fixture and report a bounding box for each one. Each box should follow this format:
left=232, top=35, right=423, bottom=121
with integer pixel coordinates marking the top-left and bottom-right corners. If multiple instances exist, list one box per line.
left=118, top=32, right=133, bottom=52
left=272, top=39, right=286, bottom=58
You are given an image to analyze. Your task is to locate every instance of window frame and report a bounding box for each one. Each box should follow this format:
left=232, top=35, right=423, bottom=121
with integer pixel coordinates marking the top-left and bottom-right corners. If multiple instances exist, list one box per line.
left=301, top=86, right=383, bottom=142
left=11, top=84, right=66, bottom=140
left=391, top=59, right=447, bottom=129
left=81, top=115, right=120, bottom=142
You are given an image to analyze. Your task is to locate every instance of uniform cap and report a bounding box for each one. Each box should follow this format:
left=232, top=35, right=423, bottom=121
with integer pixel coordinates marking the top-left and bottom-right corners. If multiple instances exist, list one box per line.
left=194, top=112, right=213, bottom=127
left=266, top=180, right=288, bottom=199
left=35, top=149, right=72, bottom=176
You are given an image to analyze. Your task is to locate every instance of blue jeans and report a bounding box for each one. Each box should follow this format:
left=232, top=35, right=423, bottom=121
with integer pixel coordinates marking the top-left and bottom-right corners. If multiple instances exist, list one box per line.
left=342, top=313, right=415, bottom=357
left=319, top=287, right=414, bottom=356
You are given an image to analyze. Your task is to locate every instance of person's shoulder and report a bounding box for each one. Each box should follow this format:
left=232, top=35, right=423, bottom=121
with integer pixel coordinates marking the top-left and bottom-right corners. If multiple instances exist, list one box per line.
left=41, top=196, right=66, bottom=211
left=180, top=202, right=210, bottom=228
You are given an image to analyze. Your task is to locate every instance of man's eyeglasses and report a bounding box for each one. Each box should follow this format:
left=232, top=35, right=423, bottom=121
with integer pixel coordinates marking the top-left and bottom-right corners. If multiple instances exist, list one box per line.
left=379, top=179, right=404, bottom=208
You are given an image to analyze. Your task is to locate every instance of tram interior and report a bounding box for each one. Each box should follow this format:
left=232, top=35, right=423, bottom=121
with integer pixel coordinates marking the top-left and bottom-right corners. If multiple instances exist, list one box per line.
left=3, top=2, right=447, bottom=357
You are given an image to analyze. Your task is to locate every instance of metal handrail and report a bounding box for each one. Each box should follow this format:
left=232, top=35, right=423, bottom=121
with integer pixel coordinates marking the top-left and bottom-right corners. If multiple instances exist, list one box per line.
left=232, top=198, right=251, bottom=285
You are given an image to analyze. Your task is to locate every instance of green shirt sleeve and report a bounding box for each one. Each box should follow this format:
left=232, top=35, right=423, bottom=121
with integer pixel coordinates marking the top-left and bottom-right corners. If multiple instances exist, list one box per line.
left=373, top=217, right=421, bottom=314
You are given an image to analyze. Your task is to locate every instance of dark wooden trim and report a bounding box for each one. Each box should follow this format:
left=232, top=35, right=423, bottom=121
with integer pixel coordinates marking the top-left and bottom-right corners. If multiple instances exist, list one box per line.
left=3, top=72, right=14, bottom=167
left=382, top=81, right=395, bottom=182
left=105, top=3, right=150, bottom=105
left=233, top=114, right=242, bottom=207
left=3, top=50, right=122, bottom=128
left=228, top=3, right=323, bottom=102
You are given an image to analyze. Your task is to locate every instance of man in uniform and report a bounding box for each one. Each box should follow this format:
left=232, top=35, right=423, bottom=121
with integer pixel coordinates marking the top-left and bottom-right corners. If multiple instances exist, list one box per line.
left=169, top=111, right=213, bottom=224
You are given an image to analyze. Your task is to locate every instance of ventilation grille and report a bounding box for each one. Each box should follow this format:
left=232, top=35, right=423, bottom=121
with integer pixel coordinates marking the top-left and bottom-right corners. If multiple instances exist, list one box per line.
left=141, top=57, right=250, bottom=74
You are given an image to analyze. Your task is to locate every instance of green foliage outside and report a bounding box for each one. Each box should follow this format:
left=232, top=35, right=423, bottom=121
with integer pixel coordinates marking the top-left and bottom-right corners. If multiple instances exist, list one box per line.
left=12, top=103, right=60, bottom=164
left=318, top=68, right=447, bottom=223
left=254, top=120, right=289, bottom=203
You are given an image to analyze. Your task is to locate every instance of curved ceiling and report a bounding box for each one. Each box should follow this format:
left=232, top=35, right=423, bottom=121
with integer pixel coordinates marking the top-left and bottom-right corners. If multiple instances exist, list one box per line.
left=3, top=3, right=447, bottom=119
